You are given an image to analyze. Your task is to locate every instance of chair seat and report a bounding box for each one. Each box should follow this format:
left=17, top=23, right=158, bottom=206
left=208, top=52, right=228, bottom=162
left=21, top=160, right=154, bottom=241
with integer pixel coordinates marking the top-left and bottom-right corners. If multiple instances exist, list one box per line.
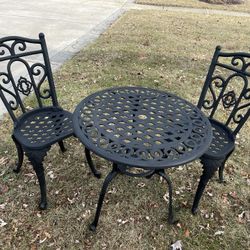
left=202, top=119, right=235, bottom=160
left=13, top=106, right=74, bottom=150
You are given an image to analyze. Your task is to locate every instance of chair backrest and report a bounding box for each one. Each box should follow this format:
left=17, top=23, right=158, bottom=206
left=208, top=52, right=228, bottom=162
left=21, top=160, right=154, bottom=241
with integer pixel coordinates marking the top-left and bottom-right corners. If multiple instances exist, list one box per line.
left=0, top=33, right=58, bottom=123
left=198, top=46, right=250, bottom=136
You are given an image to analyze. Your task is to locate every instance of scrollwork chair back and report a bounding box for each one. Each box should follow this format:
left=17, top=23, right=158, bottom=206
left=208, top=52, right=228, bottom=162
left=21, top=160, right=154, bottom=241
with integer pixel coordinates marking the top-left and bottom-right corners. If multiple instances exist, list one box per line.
left=198, top=46, right=250, bottom=136
left=0, top=33, right=58, bottom=122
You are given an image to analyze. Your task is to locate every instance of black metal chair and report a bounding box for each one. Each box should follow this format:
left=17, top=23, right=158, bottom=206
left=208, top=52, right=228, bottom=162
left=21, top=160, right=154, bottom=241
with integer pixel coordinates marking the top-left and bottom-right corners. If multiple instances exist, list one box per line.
left=192, top=46, right=250, bottom=214
left=0, top=33, right=100, bottom=210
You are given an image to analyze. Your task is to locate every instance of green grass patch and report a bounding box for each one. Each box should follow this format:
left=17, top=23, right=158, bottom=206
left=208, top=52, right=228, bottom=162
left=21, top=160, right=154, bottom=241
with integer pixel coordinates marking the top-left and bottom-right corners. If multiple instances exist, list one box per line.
left=0, top=10, right=249, bottom=249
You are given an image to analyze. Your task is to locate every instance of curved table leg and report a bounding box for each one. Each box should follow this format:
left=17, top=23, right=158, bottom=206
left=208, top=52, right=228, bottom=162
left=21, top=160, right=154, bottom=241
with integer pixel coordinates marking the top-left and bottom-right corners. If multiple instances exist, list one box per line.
left=157, top=169, right=177, bottom=224
left=85, top=148, right=101, bottom=178
left=90, top=163, right=119, bottom=231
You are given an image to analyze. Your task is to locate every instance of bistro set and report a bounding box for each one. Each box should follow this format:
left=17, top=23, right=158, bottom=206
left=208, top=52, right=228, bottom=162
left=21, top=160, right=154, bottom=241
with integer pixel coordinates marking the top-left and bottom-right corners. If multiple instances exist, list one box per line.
left=0, top=33, right=249, bottom=230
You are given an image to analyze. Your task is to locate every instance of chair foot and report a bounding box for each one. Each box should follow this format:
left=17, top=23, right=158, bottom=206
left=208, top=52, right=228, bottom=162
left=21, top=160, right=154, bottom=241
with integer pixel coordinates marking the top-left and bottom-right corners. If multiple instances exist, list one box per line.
left=168, top=214, right=179, bottom=224
left=13, top=166, right=21, bottom=173
left=89, top=223, right=97, bottom=232
left=191, top=207, right=198, bottom=215
left=39, top=201, right=48, bottom=210
left=218, top=178, right=226, bottom=184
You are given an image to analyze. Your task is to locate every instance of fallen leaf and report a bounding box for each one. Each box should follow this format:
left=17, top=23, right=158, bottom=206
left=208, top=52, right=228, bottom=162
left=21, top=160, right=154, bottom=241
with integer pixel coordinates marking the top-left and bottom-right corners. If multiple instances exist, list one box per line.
left=176, top=223, right=182, bottom=229
left=30, top=244, right=37, bottom=250
left=0, top=157, right=8, bottom=165
left=0, top=219, right=7, bottom=227
left=44, top=232, right=51, bottom=238
left=228, top=191, right=238, bottom=199
left=207, top=191, right=213, bottom=197
left=214, top=230, right=224, bottom=236
left=0, top=184, right=8, bottom=194
left=137, top=182, right=146, bottom=188
left=163, top=192, right=169, bottom=201
left=184, top=229, right=190, bottom=237
left=170, top=240, right=182, bottom=250
left=23, top=204, right=28, bottom=208
left=0, top=203, right=6, bottom=209
left=39, top=237, right=47, bottom=244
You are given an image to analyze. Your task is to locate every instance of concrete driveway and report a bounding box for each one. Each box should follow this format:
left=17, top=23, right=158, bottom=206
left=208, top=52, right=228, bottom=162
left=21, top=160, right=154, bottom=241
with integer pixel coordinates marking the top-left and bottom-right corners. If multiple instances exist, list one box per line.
left=0, top=0, right=131, bottom=116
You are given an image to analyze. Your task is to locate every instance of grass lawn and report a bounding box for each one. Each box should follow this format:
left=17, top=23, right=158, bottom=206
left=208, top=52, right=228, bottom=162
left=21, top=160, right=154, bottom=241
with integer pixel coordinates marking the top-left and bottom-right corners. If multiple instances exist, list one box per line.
left=0, top=9, right=250, bottom=249
left=136, top=0, right=250, bottom=12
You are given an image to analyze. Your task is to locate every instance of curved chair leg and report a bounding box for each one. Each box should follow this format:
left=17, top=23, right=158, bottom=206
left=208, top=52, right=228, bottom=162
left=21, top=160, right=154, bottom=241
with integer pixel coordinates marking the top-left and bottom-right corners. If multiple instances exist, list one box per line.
left=85, top=147, right=101, bottom=178
left=90, top=163, right=119, bottom=231
left=157, top=169, right=177, bottom=224
left=218, top=151, right=233, bottom=183
left=26, top=148, right=50, bottom=210
left=192, top=158, right=222, bottom=214
left=12, top=135, right=24, bottom=173
left=58, top=140, right=66, bottom=153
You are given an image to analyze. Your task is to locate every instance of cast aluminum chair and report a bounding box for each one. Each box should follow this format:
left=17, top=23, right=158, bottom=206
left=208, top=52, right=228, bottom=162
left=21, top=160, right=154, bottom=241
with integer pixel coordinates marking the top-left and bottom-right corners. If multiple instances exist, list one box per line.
left=0, top=33, right=100, bottom=210
left=192, top=46, right=250, bottom=213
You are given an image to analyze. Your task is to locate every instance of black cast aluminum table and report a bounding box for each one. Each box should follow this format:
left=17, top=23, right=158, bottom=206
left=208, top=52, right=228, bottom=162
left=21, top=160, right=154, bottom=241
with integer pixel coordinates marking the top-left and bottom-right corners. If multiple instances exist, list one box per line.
left=73, top=87, right=212, bottom=230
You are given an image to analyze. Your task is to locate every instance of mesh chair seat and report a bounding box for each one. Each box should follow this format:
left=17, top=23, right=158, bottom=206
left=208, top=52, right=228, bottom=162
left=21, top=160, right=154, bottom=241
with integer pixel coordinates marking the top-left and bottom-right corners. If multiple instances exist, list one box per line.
left=13, top=106, right=73, bottom=150
left=202, top=119, right=235, bottom=160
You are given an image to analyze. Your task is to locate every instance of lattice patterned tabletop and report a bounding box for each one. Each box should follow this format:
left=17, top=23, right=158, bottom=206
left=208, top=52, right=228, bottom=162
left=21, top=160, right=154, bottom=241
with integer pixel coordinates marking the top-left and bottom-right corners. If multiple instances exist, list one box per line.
left=73, top=87, right=212, bottom=169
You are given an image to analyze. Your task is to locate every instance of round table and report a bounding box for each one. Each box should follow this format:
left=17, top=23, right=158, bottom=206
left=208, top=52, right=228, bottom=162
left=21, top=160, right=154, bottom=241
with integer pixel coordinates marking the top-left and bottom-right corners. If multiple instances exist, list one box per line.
left=73, top=87, right=212, bottom=230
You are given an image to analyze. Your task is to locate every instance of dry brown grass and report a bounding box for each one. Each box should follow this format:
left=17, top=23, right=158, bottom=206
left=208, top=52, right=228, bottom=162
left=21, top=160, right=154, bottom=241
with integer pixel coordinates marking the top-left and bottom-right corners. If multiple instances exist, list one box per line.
left=0, top=9, right=249, bottom=249
left=136, top=0, right=250, bottom=12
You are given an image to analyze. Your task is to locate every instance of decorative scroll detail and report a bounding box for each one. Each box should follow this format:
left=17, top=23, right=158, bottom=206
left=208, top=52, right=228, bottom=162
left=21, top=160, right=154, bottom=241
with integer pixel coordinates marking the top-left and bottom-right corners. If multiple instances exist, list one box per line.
left=203, top=76, right=225, bottom=110
left=222, top=90, right=236, bottom=109
left=17, top=76, right=33, bottom=96
left=31, top=63, right=51, bottom=99
left=0, top=72, right=19, bottom=110
left=231, top=56, right=250, bottom=75
left=11, top=40, right=27, bottom=55
left=0, top=40, right=28, bottom=59
left=0, top=43, right=11, bottom=57
left=75, top=87, right=212, bottom=168
left=232, top=88, right=250, bottom=123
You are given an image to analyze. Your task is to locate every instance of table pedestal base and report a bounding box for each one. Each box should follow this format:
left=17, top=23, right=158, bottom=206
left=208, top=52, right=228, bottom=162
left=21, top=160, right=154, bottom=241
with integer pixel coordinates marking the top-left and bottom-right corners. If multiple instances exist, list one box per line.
left=90, top=163, right=177, bottom=231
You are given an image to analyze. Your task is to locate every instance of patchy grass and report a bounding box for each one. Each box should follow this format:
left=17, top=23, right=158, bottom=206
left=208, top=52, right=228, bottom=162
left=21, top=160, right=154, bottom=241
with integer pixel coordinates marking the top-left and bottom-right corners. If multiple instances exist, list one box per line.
left=136, top=0, right=250, bottom=12
left=0, top=10, right=250, bottom=249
